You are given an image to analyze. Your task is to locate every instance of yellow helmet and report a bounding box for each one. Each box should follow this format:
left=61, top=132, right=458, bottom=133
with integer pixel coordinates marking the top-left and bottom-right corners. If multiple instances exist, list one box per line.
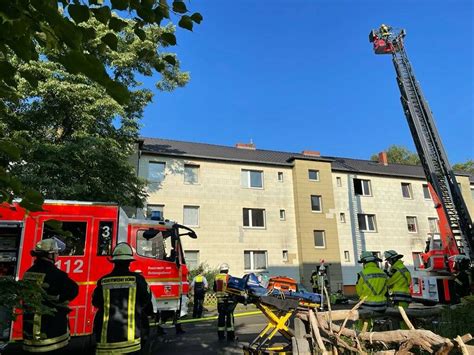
left=111, top=243, right=135, bottom=262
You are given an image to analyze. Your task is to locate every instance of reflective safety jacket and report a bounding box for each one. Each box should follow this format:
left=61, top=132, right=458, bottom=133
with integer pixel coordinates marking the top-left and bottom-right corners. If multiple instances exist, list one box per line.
left=213, top=273, right=230, bottom=302
left=22, top=259, right=79, bottom=353
left=191, top=275, right=208, bottom=295
left=356, top=262, right=388, bottom=311
left=386, top=260, right=412, bottom=303
left=92, top=267, right=152, bottom=354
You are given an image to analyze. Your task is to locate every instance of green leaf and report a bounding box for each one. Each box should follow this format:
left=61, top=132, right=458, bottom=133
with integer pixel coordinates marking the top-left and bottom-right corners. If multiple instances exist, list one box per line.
left=134, top=28, right=146, bottom=41
left=89, top=0, right=104, bottom=4
left=158, top=0, right=170, bottom=19
left=101, top=33, right=118, bottom=50
left=178, top=15, right=193, bottom=31
left=92, top=6, right=111, bottom=24
left=161, top=32, right=176, bottom=45
left=172, top=1, right=187, bottom=14
left=190, top=12, right=203, bottom=24
left=111, top=0, right=129, bottom=11
left=163, top=55, right=176, bottom=66
left=19, top=189, right=44, bottom=212
left=0, top=140, right=21, bottom=160
left=68, top=4, right=90, bottom=23
left=109, top=17, right=128, bottom=32
left=137, top=7, right=155, bottom=22
left=80, top=26, right=96, bottom=41
left=0, top=61, right=15, bottom=79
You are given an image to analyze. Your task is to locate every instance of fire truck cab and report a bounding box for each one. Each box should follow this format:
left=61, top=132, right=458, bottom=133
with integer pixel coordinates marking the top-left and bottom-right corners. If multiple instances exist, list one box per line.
left=0, top=200, right=196, bottom=341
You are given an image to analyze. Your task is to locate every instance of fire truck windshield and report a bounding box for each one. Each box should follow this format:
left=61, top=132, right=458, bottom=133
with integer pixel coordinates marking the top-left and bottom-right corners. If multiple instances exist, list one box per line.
left=136, top=230, right=168, bottom=260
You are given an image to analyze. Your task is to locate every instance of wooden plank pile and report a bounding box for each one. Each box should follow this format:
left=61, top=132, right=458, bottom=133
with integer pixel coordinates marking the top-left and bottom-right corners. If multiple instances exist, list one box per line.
left=292, top=294, right=473, bottom=354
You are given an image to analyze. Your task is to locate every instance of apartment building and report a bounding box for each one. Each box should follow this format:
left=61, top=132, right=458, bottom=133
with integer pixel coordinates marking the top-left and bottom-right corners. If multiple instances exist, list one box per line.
left=133, top=137, right=474, bottom=293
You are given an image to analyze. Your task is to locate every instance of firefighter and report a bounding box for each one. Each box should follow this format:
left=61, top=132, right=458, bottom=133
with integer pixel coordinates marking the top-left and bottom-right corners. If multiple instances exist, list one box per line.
left=356, top=251, right=388, bottom=330
left=92, top=243, right=152, bottom=354
left=310, top=269, right=318, bottom=293
left=213, top=263, right=236, bottom=341
left=380, top=24, right=392, bottom=38
left=22, top=239, right=79, bottom=353
left=190, top=267, right=208, bottom=318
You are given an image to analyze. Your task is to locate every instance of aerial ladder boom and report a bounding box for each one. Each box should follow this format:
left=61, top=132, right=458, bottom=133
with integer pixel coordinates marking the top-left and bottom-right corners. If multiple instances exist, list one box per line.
left=369, top=25, right=473, bottom=301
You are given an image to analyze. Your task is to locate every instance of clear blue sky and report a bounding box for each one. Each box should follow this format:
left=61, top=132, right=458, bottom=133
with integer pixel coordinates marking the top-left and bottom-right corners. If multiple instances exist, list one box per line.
left=140, top=0, right=473, bottom=163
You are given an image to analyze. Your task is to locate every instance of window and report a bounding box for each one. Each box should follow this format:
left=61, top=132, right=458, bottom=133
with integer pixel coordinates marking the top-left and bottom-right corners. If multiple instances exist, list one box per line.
left=357, top=214, right=377, bottom=232
left=313, top=230, right=326, bottom=248
left=185, top=250, right=200, bottom=270
left=241, top=169, right=263, bottom=188
left=184, top=164, right=199, bottom=184
left=422, top=184, right=431, bottom=199
left=354, top=178, right=371, bottom=196
left=42, top=221, right=87, bottom=256
left=136, top=230, right=166, bottom=259
left=282, top=250, right=288, bottom=262
left=344, top=250, right=350, bottom=262
left=148, top=162, right=165, bottom=183
left=278, top=172, right=284, bottom=182
left=308, top=169, right=320, bottom=181
left=146, top=204, right=164, bottom=219
left=97, top=221, right=113, bottom=256
left=279, top=209, right=286, bottom=220
left=340, top=212, right=346, bottom=223
left=428, top=217, right=439, bottom=234
left=311, top=195, right=322, bottom=212
left=243, top=208, right=266, bottom=228
left=401, top=183, right=413, bottom=199
left=336, top=176, right=342, bottom=187
left=244, top=251, right=267, bottom=271
left=183, top=206, right=199, bottom=226
left=406, top=216, right=418, bottom=233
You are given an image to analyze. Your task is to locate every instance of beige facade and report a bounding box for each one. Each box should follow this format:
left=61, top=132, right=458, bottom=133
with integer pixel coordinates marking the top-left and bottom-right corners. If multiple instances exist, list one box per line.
left=139, top=155, right=301, bottom=279
left=292, top=159, right=343, bottom=291
left=332, top=171, right=474, bottom=294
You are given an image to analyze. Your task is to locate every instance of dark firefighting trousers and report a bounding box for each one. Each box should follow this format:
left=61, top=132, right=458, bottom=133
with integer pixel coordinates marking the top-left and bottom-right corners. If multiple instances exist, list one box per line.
left=217, top=298, right=236, bottom=341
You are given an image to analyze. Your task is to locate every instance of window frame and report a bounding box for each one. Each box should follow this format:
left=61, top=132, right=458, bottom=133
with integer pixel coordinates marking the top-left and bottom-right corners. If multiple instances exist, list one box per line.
left=313, top=230, right=326, bottom=249
left=354, top=178, right=372, bottom=196
left=148, top=161, right=166, bottom=183
left=279, top=209, right=286, bottom=221
left=41, top=220, right=87, bottom=257
left=422, top=184, right=431, bottom=199
left=344, top=250, right=350, bottom=262
left=310, top=195, right=323, bottom=213
left=244, top=250, right=268, bottom=271
left=183, top=205, right=200, bottom=227
left=184, top=164, right=200, bottom=185
left=308, top=169, right=320, bottom=181
left=401, top=182, right=413, bottom=199
left=428, top=217, right=440, bottom=234
left=242, top=208, right=266, bottom=229
left=241, top=169, right=264, bottom=189
left=336, top=176, right=342, bottom=187
left=282, top=250, right=288, bottom=262
left=340, top=212, right=346, bottom=223
left=406, top=216, right=418, bottom=233
left=184, top=250, right=200, bottom=270
left=357, top=214, right=377, bottom=232
left=277, top=172, right=284, bottom=182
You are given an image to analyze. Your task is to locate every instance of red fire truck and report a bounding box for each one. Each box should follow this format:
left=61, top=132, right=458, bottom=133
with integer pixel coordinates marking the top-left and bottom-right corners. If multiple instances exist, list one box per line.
left=0, top=200, right=197, bottom=341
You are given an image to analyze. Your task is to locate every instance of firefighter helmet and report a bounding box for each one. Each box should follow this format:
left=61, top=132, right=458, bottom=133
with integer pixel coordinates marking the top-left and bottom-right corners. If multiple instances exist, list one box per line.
left=219, top=263, right=229, bottom=272
left=111, top=243, right=135, bottom=262
left=384, top=250, right=403, bottom=261
left=358, top=251, right=381, bottom=264
left=33, top=239, right=60, bottom=254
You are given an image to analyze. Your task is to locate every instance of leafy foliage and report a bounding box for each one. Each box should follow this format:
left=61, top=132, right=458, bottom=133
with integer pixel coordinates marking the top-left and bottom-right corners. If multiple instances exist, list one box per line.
left=1, top=4, right=199, bottom=209
left=370, top=145, right=421, bottom=165
left=452, top=160, right=474, bottom=175
left=188, top=263, right=220, bottom=288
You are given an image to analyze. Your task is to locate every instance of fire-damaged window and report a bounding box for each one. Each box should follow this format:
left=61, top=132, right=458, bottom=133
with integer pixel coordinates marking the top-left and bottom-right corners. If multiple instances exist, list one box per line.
left=354, top=178, right=372, bottom=196
left=42, top=221, right=87, bottom=256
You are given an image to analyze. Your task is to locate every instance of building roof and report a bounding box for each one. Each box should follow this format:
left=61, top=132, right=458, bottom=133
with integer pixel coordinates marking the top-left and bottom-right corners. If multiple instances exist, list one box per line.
left=140, top=137, right=474, bottom=182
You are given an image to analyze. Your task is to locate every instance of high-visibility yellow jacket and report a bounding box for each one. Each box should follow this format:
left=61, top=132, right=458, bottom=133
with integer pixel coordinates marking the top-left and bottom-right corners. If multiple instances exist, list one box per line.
left=92, top=267, right=151, bottom=354
left=213, top=273, right=230, bottom=302
left=386, top=260, right=412, bottom=303
left=356, top=262, right=388, bottom=311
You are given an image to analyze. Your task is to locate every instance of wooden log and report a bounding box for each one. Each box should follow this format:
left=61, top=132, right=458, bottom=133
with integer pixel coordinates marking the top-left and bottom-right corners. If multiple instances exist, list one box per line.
left=309, top=309, right=328, bottom=354
left=398, top=306, right=415, bottom=331
left=455, top=335, right=469, bottom=355
left=316, top=306, right=443, bottom=322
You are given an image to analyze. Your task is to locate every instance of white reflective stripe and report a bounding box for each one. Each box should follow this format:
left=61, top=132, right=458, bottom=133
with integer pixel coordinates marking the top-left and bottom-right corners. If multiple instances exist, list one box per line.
left=148, top=282, right=183, bottom=286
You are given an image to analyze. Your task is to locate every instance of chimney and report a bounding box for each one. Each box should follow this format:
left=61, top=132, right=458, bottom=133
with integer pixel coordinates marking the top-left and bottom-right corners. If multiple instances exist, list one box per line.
left=235, top=142, right=256, bottom=150
left=302, top=150, right=321, bottom=157
left=378, top=151, right=388, bottom=166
